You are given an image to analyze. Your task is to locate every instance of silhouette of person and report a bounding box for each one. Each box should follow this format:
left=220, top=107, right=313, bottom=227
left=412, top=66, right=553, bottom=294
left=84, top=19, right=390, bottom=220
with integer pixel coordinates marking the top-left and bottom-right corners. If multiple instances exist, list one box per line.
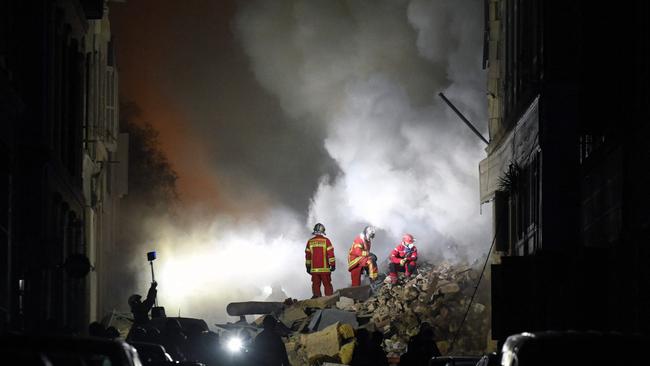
left=350, top=329, right=371, bottom=366
left=250, top=315, right=291, bottom=365
left=105, top=326, right=120, bottom=339
left=369, top=331, right=389, bottom=366
left=400, top=322, right=441, bottom=366
left=266, top=282, right=289, bottom=302
left=190, top=331, right=221, bottom=365
left=161, top=318, right=188, bottom=362
left=351, top=329, right=388, bottom=366
left=128, top=281, right=157, bottom=325
left=88, top=321, right=107, bottom=337
left=127, top=325, right=148, bottom=342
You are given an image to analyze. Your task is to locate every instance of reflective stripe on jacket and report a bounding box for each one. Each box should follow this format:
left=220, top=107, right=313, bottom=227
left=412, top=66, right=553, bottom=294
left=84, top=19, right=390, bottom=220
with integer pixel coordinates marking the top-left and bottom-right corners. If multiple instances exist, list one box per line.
left=390, top=243, right=418, bottom=264
left=348, top=235, right=370, bottom=270
left=306, top=235, right=335, bottom=273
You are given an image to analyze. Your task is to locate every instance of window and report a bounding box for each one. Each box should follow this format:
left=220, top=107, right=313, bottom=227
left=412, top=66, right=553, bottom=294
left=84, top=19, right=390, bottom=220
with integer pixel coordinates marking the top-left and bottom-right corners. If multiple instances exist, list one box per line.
left=503, top=0, right=541, bottom=128
left=498, top=152, right=541, bottom=256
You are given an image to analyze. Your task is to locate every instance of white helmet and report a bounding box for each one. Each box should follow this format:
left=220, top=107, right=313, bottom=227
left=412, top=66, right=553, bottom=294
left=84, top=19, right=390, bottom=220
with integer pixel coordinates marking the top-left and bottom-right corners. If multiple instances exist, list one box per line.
left=362, top=226, right=376, bottom=242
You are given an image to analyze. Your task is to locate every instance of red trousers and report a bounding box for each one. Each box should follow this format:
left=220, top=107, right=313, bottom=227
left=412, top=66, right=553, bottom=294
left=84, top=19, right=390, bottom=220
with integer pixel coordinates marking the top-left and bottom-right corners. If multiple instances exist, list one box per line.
left=350, top=259, right=378, bottom=287
left=389, top=261, right=417, bottom=283
left=311, top=272, right=333, bottom=297
left=350, top=266, right=363, bottom=287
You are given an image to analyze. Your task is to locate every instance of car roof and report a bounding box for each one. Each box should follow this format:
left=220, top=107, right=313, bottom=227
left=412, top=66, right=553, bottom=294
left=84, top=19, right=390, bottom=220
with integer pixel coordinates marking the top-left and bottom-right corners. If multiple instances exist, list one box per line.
left=502, top=331, right=647, bottom=366
left=430, top=356, right=481, bottom=366
left=128, top=341, right=166, bottom=352
left=1, top=333, right=131, bottom=350
left=148, top=317, right=209, bottom=331
left=0, top=334, right=139, bottom=366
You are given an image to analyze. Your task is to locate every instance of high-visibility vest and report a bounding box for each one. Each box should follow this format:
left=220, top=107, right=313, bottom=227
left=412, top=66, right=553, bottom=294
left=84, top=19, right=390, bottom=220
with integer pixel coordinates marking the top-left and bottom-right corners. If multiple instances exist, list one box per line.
left=305, top=235, right=335, bottom=273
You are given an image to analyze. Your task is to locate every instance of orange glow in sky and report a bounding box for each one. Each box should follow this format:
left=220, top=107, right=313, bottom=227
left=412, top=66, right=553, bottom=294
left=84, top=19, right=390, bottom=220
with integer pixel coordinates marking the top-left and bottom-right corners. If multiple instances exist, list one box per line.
left=111, top=1, right=236, bottom=210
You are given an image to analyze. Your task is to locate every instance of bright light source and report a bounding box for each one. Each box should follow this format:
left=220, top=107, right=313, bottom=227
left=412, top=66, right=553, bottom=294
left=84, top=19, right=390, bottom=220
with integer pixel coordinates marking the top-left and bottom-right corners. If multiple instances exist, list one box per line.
left=226, top=337, right=243, bottom=353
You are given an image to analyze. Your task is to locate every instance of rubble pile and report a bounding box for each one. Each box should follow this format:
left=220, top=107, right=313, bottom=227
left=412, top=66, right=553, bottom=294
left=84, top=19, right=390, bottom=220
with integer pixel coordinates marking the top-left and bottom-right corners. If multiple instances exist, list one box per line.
left=356, top=261, right=491, bottom=358
left=274, top=260, right=491, bottom=365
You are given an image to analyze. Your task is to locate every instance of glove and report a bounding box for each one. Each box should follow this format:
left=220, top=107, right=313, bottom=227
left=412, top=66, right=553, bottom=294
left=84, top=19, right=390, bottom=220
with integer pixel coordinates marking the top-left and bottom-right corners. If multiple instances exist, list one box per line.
left=151, top=281, right=158, bottom=289
left=400, top=259, right=406, bottom=266
left=330, top=265, right=336, bottom=272
left=306, top=265, right=311, bottom=274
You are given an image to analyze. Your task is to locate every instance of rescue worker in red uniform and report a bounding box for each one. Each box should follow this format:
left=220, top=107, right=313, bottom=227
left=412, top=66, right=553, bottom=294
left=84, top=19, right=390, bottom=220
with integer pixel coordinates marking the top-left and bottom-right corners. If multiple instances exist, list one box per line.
left=348, top=226, right=379, bottom=287
left=305, top=223, right=336, bottom=298
left=389, top=233, right=418, bottom=284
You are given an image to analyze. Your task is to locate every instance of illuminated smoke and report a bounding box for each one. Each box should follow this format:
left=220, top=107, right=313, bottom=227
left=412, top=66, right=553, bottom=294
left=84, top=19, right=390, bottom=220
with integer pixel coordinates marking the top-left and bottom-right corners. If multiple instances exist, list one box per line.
left=132, top=208, right=307, bottom=326
left=234, top=0, right=490, bottom=261
left=128, top=0, right=490, bottom=325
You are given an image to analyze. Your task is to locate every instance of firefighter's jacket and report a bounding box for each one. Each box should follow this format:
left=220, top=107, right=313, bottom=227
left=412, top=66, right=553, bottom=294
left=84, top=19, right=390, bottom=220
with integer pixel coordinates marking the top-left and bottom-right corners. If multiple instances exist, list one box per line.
left=305, top=235, right=335, bottom=273
left=390, top=243, right=418, bottom=264
left=348, top=235, right=372, bottom=271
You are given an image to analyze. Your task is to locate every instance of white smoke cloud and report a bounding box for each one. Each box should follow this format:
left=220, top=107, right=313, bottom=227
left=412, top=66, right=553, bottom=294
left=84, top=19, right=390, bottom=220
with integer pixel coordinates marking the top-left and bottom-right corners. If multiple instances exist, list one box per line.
left=234, top=0, right=491, bottom=259
left=132, top=208, right=310, bottom=326
left=130, top=0, right=491, bottom=325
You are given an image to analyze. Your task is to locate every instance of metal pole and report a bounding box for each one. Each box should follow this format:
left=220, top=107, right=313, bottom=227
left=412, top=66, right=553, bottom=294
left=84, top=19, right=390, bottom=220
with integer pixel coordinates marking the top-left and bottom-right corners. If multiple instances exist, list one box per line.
left=438, top=92, right=489, bottom=145
left=150, top=261, right=157, bottom=306
left=149, top=261, right=155, bottom=283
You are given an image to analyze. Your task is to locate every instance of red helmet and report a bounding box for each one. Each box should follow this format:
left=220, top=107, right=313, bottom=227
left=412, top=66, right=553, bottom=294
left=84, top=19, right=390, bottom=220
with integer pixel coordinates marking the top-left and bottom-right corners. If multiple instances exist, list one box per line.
left=402, top=233, right=415, bottom=245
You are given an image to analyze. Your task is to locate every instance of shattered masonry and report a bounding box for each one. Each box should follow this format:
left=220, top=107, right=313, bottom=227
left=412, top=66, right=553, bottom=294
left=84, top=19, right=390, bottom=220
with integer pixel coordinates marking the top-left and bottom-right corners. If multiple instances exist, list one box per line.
left=264, top=260, right=493, bottom=365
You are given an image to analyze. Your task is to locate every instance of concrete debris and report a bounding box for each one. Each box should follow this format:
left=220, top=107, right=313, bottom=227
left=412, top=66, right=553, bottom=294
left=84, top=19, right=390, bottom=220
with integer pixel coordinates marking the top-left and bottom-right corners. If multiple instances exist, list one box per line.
left=280, top=306, right=308, bottom=328
left=338, top=341, right=355, bottom=364
left=259, top=260, right=491, bottom=365
left=438, top=282, right=461, bottom=294
left=338, top=323, right=355, bottom=341
left=301, top=322, right=352, bottom=364
left=336, top=285, right=372, bottom=302
left=335, top=296, right=355, bottom=311
left=308, top=309, right=359, bottom=331
left=299, top=294, right=340, bottom=309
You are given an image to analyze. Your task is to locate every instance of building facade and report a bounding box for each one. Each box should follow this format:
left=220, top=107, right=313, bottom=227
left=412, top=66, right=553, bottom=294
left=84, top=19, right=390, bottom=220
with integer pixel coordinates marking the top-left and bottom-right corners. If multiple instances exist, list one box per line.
left=481, top=0, right=650, bottom=343
left=0, top=0, right=125, bottom=333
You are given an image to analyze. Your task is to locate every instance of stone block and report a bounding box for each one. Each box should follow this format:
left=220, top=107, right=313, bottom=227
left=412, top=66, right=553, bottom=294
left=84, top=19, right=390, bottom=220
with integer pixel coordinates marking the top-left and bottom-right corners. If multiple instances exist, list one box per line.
left=438, top=283, right=460, bottom=294
left=299, top=294, right=340, bottom=309
left=338, top=323, right=355, bottom=341
left=280, top=306, right=308, bottom=328
left=339, top=341, right=355, bottom=364
left=337, top=285, right=372, bottom=301
left=302, top=322, right=341, bottom=362
left=336, top=296, right=355, bottom=311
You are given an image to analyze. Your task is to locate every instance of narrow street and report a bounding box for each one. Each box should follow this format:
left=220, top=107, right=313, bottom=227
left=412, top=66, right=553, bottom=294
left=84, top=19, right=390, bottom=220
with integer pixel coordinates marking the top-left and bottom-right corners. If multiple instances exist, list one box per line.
left=0, top=1, right=648, bottom=365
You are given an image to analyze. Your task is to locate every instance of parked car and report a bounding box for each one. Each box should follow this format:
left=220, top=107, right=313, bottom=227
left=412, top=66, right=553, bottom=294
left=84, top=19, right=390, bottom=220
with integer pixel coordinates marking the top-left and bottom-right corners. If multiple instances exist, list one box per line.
left=429, top=356, right=481, bottom=366
left=0, top=333, right=142, bottom=366
left=128, top=341, right=205, bottom=366
left=126, top=317, right=210, bottom=342
left=475, top=352, right=500, bottom=366
left=126, top=317, right=221, bottom=365
left=501, top=330, right=647, bottom=366
left=128, top=341, right=174, bottom=366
